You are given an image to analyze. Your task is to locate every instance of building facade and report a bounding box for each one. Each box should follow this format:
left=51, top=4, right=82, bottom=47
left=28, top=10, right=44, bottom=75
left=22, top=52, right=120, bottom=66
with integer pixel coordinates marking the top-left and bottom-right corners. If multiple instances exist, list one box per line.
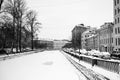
left=98, top=23, right=114, bottom=53
left=81, top=30, right=90, bottom=49
left=81, top=27, right=98, bottom=50
left=86, top=34, right=99, bottom=51
left=35, top=40, right=54, bottom=49
left=53, top=40, right=69, bottom=50
left=72, top=24, right=87, bottom=49
left=113, top=0, right=120, bottom=52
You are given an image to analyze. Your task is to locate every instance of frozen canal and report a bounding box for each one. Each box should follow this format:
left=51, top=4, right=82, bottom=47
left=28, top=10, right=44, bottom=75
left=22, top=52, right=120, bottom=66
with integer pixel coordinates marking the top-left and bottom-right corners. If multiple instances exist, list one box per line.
left=0, top=50, right=87, bottom=80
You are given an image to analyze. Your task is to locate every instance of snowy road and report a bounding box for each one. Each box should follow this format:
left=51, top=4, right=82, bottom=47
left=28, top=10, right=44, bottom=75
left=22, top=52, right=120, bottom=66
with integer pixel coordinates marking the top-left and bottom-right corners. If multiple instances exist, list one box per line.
left=0, top=50, right=87, bottom=80
left=62, top=52, right=110, bottom=80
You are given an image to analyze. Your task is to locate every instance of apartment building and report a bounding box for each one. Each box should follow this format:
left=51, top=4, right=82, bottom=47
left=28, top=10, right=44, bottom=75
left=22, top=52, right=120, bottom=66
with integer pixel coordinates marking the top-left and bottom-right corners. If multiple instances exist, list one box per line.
left=113, top=0, right=120, bottom=52
left=72, top=24, right=87, bottom=49
left=81, top=30, right=90, bottom=49
left=98, top=23, right=114, bottom=53
left=81, top=27, right=98, bottom=50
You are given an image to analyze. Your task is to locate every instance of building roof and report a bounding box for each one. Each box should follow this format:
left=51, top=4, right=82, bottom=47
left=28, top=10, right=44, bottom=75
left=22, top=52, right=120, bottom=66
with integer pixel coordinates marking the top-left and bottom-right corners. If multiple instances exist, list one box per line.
left=82, top=27, right=97, bottom=38
left=96, top=22, right=113, bottom=32
left=72, top=24, right=88, bottom=32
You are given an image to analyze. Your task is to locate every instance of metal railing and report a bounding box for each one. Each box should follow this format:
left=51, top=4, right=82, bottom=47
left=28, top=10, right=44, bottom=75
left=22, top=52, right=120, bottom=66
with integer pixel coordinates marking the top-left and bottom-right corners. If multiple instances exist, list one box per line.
left=63, top=50, right=120, bottom=74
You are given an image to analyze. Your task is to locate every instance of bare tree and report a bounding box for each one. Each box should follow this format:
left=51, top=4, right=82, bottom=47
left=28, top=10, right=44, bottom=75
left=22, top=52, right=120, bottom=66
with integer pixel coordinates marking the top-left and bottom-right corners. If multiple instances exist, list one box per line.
left=26, top=10, right=41, bottom=50
left=0, top=14, right=14, bottom=50
left=3, top=0, right=27, bottom=52
left=0, top=0, right=4, bottom=10
left=1, top=0, right=40, bottom=53
left=15, top=0, right=26, bottom=52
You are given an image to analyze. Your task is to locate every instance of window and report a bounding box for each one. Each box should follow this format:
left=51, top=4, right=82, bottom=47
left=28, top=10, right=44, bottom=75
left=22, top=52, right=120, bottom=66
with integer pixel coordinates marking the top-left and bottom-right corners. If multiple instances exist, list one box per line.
left=116, top=38, right=118, bottom=45
left=111, top=28, right=113, bottom=33
left=118, top=27, right=120, bottom=33
left=118, top=38, right=120, bottom=45
left=110, top=38, right=111, bottom=43
left=116, top=8, right=119, bottom=13
left=118, top=17, right=119, bottom=23
left=118, top=8, right=119, bottom=14
left=119, top=27, right=120, bottom=33
left=115, top=19, right=117, bottom=24
left=115, top=0, right=116, bottom=6
left=118, top=27, right=119, bottom=33
left=112, top=38, right=113, bottom=43
left=118, top=0, right=119, bottom=4
left=118, top=7, right=120, bottom=13
left=115, top=9, right=117, bottom=15
left=115, top=28, right=117, bottom=34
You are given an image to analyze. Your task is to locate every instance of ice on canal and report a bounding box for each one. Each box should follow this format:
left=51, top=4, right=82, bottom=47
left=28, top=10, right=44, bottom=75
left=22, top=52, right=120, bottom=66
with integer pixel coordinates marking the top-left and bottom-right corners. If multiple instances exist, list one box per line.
left=0, top=50, right=87, bottom=80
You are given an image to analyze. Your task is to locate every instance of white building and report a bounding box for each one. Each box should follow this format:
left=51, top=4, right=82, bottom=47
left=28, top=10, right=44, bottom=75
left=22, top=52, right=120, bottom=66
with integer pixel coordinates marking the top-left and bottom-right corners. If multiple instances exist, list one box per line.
left=53, top=40, right=69, bottom=50
left=81, top=27, right=97, bottom=50
left=113, top=0, right=120, bottom=52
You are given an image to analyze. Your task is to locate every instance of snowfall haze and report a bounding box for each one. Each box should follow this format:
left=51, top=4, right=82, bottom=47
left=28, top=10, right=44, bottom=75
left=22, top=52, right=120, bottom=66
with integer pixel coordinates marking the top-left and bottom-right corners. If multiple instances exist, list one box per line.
left=25, top=0, right=113, bottom=40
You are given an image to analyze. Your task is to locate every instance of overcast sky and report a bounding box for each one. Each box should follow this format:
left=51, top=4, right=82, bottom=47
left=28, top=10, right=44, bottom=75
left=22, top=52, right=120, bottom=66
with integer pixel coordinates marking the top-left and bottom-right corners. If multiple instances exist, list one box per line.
left=26, top=0, right=113, bottom=40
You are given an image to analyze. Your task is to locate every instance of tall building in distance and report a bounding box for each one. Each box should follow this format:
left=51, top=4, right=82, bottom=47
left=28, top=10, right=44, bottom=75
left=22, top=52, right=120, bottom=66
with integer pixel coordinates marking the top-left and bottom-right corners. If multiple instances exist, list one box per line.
left=98, top=22, right=114, bottom=54
left=81, top=27, right=98, bottom=51
left=113, top=0, right=120, bottom=52
left=81, top=22, right=114, bottom=54
left=53, top=40, right=69, bottom=50
left=72, top=24, right=87, bottom=49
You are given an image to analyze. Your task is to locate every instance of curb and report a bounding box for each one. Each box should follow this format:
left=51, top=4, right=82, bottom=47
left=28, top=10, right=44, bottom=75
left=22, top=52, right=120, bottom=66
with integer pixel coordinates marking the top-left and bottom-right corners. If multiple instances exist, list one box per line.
left=0, top=50, right=44, bottom=61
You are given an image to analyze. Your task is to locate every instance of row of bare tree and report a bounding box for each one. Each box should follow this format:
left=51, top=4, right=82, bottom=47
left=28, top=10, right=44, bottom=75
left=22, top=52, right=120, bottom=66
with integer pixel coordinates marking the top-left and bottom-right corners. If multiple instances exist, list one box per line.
left=0, top=0, right=41, bottom=53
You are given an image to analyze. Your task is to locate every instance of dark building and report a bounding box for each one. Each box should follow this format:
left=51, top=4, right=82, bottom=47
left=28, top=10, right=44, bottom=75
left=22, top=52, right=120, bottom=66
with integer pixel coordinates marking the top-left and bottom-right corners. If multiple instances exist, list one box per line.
left=72, top=24, right=87, bottom=49
left=34, top=39, right=54, bottom=49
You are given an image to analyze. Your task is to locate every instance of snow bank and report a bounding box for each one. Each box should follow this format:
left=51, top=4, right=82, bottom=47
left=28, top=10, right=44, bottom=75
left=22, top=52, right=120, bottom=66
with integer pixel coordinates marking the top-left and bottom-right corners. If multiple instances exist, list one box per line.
left=80, top=49, right=110, bottom=58
left=80, top=49, right=88, bottom=55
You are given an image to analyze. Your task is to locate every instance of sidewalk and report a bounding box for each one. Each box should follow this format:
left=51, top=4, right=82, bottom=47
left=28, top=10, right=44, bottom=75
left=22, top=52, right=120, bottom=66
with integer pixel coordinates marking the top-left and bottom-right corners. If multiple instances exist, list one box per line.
left=63, top=51, right=120, bottom=80
left=0, top=49, right=44, bottom=61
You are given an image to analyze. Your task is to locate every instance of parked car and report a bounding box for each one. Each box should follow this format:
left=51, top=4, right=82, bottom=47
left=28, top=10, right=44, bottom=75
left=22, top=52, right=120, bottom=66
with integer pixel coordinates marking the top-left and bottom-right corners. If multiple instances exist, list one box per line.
left=111, top=51, right=120, bottom=58
left=0, top=49, right=8, bottom=55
